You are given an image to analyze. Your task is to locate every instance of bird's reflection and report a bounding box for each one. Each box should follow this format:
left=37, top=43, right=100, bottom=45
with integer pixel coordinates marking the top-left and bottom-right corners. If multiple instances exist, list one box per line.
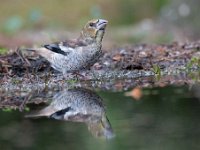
left=26, top=87, right=114, bottom=139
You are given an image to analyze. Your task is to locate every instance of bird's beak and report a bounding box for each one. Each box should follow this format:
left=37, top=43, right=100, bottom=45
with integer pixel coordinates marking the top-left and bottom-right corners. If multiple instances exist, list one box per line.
left=96, top=19, right=108, bottom=30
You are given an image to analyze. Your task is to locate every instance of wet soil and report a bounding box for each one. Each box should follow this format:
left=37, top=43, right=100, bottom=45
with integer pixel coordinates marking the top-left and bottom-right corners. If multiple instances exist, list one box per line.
left=0, top=41, right=200, bottom=111
left=0, top=41, right=200, bottom=90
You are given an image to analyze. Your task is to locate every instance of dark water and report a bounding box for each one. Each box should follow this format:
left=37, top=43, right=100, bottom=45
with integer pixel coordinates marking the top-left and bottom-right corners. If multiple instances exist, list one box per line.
left=0, top=85, right=200, bottom=150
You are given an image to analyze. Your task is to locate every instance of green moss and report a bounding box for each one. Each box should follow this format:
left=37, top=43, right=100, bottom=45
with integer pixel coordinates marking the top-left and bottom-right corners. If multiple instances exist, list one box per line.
left=186, top=57, right=200, bottom=69
left=0, top=47, right=8, bottom=55
left=152, top=64, right=161, bottom=75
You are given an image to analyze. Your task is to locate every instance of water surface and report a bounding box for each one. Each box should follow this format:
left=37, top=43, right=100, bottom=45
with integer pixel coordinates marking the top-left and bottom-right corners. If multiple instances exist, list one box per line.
left=0, top=85, right=200, bottom=150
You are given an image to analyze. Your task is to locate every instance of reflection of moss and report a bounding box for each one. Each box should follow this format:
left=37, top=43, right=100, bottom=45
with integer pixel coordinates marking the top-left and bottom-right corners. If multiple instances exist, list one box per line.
left=2, top=108, right=13, bottom=112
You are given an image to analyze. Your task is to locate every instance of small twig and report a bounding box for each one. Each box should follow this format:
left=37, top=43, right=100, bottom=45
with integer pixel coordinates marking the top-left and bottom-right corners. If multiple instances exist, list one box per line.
left=15, top=47, right=31, bottom=66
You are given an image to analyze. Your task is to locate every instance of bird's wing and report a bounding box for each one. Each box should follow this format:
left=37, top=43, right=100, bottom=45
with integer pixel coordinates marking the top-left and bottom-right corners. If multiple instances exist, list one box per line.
left=43, top=42, right=70, bottom=56
left=50, top=107, right=72, bottom=120
left=43, top=40, right=87, bottom=56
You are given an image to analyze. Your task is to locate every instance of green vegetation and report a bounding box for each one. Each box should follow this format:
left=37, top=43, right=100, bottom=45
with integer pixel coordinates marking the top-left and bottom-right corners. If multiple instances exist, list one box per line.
left=152, top=64, right=161, bottom=75
left=0, top=47, right=8, bottom=55
left=0, top=0, right=169, bottom=33
left=186, top=57, right=200, bottom=69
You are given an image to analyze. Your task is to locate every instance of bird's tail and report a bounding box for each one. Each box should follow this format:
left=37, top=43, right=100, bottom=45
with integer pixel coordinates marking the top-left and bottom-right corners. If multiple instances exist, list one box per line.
left=22, top=47, right=53, bottom=59
left=20, top=47, right=38, bottom=52
left=25, top=106, right=56, bottom=118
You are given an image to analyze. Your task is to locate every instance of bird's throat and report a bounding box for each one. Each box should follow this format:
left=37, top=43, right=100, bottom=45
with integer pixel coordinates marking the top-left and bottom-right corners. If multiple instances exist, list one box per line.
left=79, top=30, right=105, bottom=45
left=95, top=30, right=105, bottom=43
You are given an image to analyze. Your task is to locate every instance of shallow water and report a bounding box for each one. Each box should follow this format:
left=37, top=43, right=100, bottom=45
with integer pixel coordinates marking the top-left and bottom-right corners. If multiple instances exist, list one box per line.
left=0, top=84, right=200, bottom=150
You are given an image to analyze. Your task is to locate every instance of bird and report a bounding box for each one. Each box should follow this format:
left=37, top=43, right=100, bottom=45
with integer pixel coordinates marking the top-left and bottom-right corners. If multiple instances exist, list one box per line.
left=25, top=19, right=108, bottom=77
left=26, top=87, right=115, bottom=139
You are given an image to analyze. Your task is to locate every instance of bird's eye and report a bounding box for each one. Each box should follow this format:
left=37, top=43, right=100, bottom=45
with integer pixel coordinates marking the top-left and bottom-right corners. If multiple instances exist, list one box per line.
left=89, top=22, right=95, bottom=27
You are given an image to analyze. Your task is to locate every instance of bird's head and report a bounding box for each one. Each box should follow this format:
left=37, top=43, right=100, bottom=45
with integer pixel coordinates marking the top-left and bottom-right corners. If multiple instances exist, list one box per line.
left=79, top=19, right=108, bottom=44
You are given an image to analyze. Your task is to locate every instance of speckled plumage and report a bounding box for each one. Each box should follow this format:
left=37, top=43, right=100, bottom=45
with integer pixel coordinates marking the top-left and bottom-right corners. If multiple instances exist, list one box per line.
left=26, top=88, right=114, bottom=139
left=26, top=88, right=105, bottom=119
left=27, top=19, right=108, bottom=75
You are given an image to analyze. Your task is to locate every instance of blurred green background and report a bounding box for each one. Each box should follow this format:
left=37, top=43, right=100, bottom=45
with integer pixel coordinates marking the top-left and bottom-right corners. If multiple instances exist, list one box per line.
left=0, top=0, right=199, bottom=48
left=0, top=0, right=168, bottom=29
